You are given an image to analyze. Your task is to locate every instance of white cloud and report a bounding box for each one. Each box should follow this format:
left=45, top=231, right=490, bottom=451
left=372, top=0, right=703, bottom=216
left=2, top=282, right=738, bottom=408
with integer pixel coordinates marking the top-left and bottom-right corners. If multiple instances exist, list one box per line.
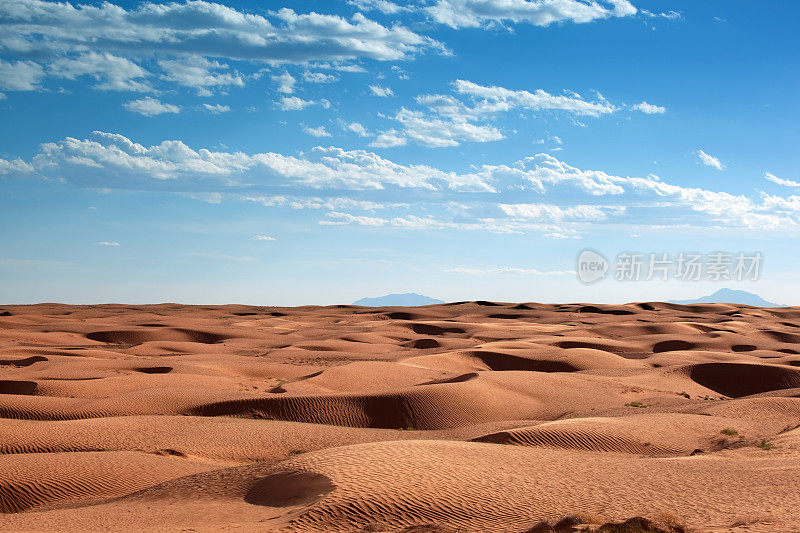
left=0, top=157, right=34, bottom=174
left=313, top=62, right=369, bottom=74
left=242, top=195, right=403, bottom=211
left=340, top=121, right=370, bottom=137
left=96, top=241, right=120, bottom=246
left=202, top=103, right=230, bottom=114
left=697, top=149, right=725, bottom=170
left=253, top=234, right=276, bottom=241
left=761, top=194, right=800, bottom=213
left=452, top=80, right=618, bottom=117
left=0, top=59, right=45, bottom=91
left=392, top=79, right=656, bottom=147
left=272, top=72, right=296, bottom=94
left=0, top=1, right=441, bottom=93
left=123, top=97, right=181, bottom=116
left=277, top=96, right=311, bottom=110
left=641, top=10, right=681, bottom=20
left=370, top=130, right=408, bottom=148
left=766, top=172, right=800, bottom=188
left=322, top=211, right=390, bottom=227
left=348, top=0, right=409, bottom=14
left=322, top=212, right=577, bottom=234
left=392, top=65, right=410, bottom=80
left=17, top=131, right=496, bottom=192
left=369, top=84, right=394, bottom=97
left=392, top=108, right=504, bottom=147
left=51, top=53, right=151, bottom=92
left=632, top=101, right=666, bottom=114
left=1, top=2, right=439, bottom=62
left=426, top=0, right=636, bottom=29
left=303, top=71, right=338, bottom=83
left=187, top=192, right=223, bottom=204
left=277, top=96, right=329, bottom=110
left=302, top=125, right=332, bottom=137
left=159, top=56, right=244, bottom=94
left=542, top=232, right=573, bottom=240
left=499, top=203, right=609, bottom=221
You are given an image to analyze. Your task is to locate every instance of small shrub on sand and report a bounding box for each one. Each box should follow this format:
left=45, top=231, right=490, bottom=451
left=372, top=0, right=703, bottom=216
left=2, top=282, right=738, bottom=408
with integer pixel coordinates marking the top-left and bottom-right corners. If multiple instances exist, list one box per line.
left=720, top=428, right=738, bottom=437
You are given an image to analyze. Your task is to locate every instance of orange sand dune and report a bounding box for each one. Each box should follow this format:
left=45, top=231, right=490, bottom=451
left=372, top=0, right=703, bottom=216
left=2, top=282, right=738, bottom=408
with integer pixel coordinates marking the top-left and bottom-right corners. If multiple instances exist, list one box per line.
left=1, top=301, right=800, bottom=532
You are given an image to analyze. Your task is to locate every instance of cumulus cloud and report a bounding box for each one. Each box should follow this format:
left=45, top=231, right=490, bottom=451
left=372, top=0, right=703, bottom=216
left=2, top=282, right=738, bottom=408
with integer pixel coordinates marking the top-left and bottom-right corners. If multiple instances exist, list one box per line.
left=0, top=0, right=440, bottom=93
left=631, top=101, right=666, bottom=114
left=425, top=0, right=637, bottom=29
left=302, top=124, right=332, bottom=137
left=697, top=149, right=725, bottom=170
left=276, top=96, right=329, bottom=110
left=253, top=234, right=276, bottom=241
left=0, top=157, right=34, bottom=174
left=0, top=59, right=45, bottom=91
left=202, top=103, right=230, bottom=114
left=159, top=56, right=244, bottom=95
left=340, top=121, right=370, bottom=137
left=303, top=71, right=338, bottom=83
left=369, top=129, right=408, bottom=148
left=369, top=84, right=394, bottom=97
left=272, top=71, right=296, bottom=94
left=123, top=97, right=181, bottom=116
left=51, top=52, right=151, bottom=92
left=96, top=241, right=120, bottom=246
left=392, top=108, right=504, bottom=147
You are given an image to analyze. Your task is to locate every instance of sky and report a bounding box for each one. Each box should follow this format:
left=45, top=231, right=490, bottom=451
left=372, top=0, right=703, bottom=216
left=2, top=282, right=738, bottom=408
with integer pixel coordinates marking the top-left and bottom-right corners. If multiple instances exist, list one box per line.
left=0, top=0, right=799, bottom=306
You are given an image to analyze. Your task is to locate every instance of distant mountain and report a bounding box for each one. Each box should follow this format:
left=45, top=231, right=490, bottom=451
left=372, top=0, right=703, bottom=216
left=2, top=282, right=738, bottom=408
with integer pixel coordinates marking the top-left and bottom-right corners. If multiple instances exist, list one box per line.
left=353, top=293, right=444, bottom=306
left=669, top=288, right=782, bottom=307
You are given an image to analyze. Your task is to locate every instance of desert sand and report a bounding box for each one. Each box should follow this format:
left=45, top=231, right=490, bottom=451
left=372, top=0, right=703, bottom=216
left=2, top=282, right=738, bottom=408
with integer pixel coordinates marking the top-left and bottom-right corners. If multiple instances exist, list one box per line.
left=1, top=301, right=800, bottom=532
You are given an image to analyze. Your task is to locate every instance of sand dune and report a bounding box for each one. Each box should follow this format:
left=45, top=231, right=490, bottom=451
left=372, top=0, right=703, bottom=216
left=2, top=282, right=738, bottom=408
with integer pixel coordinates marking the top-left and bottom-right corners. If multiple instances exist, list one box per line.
left=1, top=301, right=800, bottom=531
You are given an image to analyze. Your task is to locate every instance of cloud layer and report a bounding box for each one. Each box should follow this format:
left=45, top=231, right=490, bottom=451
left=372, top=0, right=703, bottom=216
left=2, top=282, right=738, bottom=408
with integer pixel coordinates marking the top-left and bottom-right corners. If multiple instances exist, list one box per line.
left=425, top=0, right=637, bottom=29
left=370, top=80, right=665, bottom=148
left=2, top=132, right=798, bottom=238
left=0, top=0, right=441, bottom=94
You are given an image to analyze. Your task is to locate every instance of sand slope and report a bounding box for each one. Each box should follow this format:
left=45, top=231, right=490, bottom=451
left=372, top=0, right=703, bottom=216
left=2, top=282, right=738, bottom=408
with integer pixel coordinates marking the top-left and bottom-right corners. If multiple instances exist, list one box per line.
left=1, top=301, right=800, bottom=532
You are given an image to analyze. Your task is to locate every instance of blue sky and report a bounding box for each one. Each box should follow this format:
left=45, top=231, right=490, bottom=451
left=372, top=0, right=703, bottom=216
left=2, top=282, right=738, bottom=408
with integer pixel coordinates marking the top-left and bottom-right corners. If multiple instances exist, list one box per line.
left=1, top=0, right=798, bottom=305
